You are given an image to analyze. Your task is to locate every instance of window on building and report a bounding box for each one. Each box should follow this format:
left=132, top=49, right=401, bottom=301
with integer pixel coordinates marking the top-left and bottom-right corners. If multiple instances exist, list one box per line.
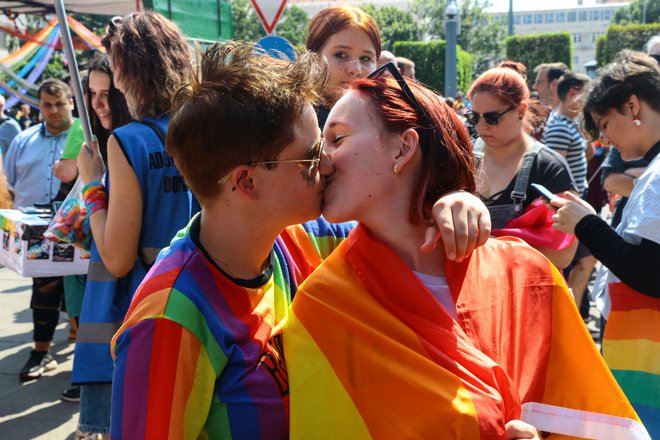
left=602, top=9, right=612, bottom=20
left=574, top=55, right=580, bottom=66
left=524, top=14, right=532, bottom=24
left=535, top=13, right=543, bottom=23
left=557, top=12, right=566, bottom=23
left=515, top=14, right=522, bottom=25
left=593, top=32, right=600, bottom=43
left=568, top=11, right=577, bottom=22
left=579, top=11, right=588, bottom=21
left=590, top=10, right=600, bottom=20
left=546, top=12, right=554, bottom=23
left=573, top=33, right=582, bottom=43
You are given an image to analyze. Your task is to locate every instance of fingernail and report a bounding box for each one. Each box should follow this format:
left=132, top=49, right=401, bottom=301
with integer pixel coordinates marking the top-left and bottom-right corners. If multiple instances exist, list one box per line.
left=92, top=135, right=98, bottom=143
left=448, top=252, right=456, bottom=260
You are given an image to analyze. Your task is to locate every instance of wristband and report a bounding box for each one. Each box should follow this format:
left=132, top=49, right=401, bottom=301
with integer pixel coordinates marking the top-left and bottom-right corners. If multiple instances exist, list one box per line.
left=82, top=181, right=108, bottom=215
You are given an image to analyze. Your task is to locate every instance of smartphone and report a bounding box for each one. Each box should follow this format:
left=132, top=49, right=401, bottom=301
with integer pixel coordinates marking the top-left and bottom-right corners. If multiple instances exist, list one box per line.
left=531, top=183, right=559, bottom=203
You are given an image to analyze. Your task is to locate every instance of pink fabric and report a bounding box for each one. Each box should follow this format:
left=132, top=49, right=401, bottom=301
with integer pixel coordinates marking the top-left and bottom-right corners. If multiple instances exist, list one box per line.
left=491, top=200, right=575, bottom=250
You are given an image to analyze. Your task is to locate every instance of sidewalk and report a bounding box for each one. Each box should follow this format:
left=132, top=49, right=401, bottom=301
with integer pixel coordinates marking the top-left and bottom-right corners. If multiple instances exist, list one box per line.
left=0, top=267, right=78, bottom=439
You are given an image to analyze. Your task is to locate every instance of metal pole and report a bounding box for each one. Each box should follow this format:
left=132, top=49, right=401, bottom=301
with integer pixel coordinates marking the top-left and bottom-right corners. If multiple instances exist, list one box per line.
left=53, top=0, right=94, bottom=154
left=642, top=0, right=647, bottom=24
left=508, top=0, right=514, bottom=36
left=444, top=1, right=458, bottom=98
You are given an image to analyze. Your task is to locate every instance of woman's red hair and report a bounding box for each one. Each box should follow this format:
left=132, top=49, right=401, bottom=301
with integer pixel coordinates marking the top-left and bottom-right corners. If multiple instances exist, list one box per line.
left=468, top=67, right=529, bottom=108
left=350, top=77, right=475, bottom=223
left=306, top=6, right=382, bottom=59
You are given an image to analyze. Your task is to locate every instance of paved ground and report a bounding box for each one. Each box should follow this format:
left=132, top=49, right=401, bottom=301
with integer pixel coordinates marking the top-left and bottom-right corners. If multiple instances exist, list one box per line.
left=0, top=267, right=78, bottom=440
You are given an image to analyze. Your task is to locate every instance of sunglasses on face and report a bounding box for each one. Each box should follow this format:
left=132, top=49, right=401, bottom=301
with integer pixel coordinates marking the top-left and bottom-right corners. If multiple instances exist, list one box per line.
left=249, top=137, right=325, bottom=177
left=465, top=107, right=514, bottom=126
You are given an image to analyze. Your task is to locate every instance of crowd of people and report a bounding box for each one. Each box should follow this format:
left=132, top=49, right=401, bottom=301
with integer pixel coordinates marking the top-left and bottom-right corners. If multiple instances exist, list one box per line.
left=0, top=5, right=657, bottom=439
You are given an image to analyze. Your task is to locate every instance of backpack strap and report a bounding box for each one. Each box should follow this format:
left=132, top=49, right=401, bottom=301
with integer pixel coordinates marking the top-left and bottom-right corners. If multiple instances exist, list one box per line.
left=509, top=142, right=544, bottom=213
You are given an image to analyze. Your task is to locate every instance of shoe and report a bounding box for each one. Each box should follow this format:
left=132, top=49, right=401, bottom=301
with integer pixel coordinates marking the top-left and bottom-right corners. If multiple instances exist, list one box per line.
left=19, top=349, right=57, bottom=382
left=74, top=431, right=99, bottom=440
left=61, top=385, right=81, bottom=402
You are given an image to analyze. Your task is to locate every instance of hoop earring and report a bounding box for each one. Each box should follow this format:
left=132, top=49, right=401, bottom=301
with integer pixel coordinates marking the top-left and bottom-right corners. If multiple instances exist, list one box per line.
left=393, top=164, right=400, bottom=175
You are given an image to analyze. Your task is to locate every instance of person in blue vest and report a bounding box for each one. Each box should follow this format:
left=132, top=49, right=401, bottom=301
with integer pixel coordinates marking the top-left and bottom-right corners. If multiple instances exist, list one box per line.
left=73, top=10, right=198, bottom=438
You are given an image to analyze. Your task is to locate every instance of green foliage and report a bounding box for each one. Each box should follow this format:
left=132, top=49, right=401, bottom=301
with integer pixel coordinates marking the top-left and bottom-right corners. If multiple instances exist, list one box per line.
left=231, top=0, right=309, bottom=45
left=599, top=23, right=660, bottom=65
left=409, top=0, right=506, bottom=75
left=595, top=35, right=608, bottom=68
left=43, top=53, right=68, bottom=82
left=505, top=33, right=572, bottom=84
left=70, top=13, right=108, bottom=36
left=359, top=4, right=420, bottom=51
left=276, top=4, right=309, bottom=46
left=612, top=0, right=660, bottom=25
left=393, top=40, right=472, bottom=96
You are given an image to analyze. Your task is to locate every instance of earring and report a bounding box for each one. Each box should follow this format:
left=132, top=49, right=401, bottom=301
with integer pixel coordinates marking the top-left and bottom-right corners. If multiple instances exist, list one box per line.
left=393, top=164, right=400, bottom=174
left=633, top=117, right=641, bottom=126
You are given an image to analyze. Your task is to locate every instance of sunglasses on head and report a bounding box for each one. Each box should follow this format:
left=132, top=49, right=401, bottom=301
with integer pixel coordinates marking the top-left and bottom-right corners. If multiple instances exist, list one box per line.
left=367, top=62, right=433, bottom=127
left=465, top=107, right=514, bottom=126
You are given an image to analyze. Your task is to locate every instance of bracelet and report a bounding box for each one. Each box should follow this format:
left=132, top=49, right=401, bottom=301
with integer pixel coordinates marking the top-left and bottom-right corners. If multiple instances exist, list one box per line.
left=82, top=181, right=108, bottom=215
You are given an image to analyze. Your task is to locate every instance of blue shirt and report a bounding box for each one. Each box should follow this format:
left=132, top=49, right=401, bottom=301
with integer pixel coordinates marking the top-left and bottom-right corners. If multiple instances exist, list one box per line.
left=0, top=116, right=21, bottom=157
left=3, top=122, right=71, bottom=208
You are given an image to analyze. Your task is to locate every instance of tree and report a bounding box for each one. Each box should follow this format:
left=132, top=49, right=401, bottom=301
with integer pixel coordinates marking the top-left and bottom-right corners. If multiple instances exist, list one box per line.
left=359, top=5, right=420, bottom=51
left=409, top=0, right=506, bottom=75
left=277, top=4, right=309, bottom=46
left=612, top=0, right=660, bottom=26
left=232, top=0, right=309, bottom=45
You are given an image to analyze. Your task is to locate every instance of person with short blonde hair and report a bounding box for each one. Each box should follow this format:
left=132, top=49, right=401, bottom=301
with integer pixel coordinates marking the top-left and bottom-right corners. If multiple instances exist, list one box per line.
left=396, top=56, right=416, bottom=79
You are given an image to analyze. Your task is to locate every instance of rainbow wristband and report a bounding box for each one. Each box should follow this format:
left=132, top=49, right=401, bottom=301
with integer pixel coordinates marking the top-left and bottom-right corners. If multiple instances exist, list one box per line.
left=82, top=181, right=108, bottom=215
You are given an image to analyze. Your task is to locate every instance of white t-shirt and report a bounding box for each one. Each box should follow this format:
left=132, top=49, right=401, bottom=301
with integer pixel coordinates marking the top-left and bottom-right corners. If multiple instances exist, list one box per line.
left=592, top=152, right=660, bottom=319
left=413, top=271, right=458, bottom=320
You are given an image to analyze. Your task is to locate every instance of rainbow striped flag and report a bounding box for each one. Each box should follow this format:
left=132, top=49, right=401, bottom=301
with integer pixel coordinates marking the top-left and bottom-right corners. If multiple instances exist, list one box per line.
left=285, top=225, right=644, bottom=439
left=603, top=282, right=659, bottom=438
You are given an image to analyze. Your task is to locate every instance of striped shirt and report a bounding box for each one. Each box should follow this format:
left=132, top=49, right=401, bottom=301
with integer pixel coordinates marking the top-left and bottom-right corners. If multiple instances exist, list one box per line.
left=543, top=113, right=588, bottom=194
left=110, top=215, right=354, bottom=439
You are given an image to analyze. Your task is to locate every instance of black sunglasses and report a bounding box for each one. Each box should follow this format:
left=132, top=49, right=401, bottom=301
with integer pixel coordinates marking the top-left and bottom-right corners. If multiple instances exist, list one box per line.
left=465, top=107, right=514, bottom=126
left=367, top=62, right=433, bottom=127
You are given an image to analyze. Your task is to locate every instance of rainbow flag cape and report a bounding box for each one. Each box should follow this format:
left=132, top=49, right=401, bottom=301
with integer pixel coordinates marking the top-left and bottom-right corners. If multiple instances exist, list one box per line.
left=492, top=200, right=575, bottom=250
left=286, top=226, right=646, bottom=439
left=603, top=282, right=659, bottom=438
left=286, top=225, right=522, bottom=438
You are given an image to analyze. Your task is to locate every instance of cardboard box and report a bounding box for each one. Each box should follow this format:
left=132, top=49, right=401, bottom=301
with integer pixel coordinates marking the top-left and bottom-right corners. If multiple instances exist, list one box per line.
left=0, top=209, right=89, bottom=277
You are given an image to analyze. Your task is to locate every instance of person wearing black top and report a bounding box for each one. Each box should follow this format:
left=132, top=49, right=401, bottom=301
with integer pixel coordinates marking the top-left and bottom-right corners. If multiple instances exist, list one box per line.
left=551, top=51, right=659, bottom=438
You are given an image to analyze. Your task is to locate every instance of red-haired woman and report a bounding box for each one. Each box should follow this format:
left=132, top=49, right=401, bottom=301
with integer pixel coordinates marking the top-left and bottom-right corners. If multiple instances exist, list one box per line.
left=306, top=5, right=381, bottom=128
left=468, top=67, right=579, bottom=268
left=284, top=65, right=642, bottom=438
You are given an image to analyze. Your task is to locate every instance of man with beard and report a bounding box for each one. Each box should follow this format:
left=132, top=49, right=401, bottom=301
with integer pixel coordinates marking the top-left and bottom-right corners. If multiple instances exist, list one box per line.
left=3, top=78, right=74, bottom=381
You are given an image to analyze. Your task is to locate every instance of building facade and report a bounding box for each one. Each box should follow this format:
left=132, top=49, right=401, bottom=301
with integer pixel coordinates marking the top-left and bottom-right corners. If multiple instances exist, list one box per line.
left=491, top=2, right=629, bottom=72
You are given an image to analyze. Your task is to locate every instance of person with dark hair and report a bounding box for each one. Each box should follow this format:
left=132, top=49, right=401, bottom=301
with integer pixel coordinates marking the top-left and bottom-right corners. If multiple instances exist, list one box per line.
left=55, top=53, right=132, bottom=184
left=553, top=50, right=660, bottom=437
left=533, top=62, right=570, bottom=109
left=109, top=41, right=491, bottom=439
left=468, top=67, right=579, bottom=268
left=543, top=72, right=595, bottom=311
left=73, top=11, right=198, bottom=438
left=306, top=5, right=381, bottom=129
left=3, top=78, right=74, bottom=382
left=285, top=62, right=642, bottom=439
left=52, top=52, right=132, bottom=405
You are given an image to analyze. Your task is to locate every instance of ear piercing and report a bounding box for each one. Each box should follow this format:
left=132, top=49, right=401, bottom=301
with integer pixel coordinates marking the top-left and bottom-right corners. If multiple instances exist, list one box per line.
left=393, top=164, right=400, bottom=174
left=633, top=117, right=642, bottom=126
